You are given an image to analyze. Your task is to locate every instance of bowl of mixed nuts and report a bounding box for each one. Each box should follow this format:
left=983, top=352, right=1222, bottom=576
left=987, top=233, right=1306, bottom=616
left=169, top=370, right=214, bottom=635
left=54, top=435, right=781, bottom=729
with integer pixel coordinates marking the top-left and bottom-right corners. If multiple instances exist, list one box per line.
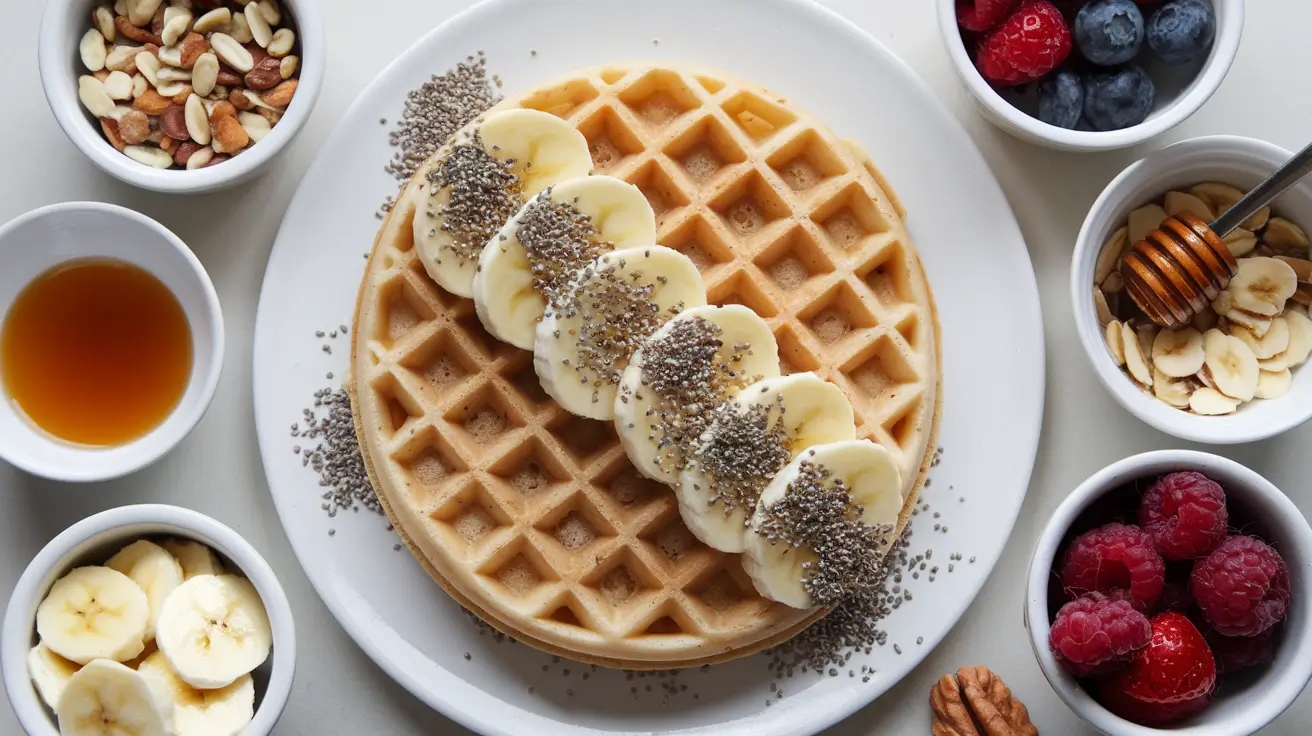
left=1073, top=135, right=1312, bottom=444
left=39, top=0, right=324, bottom=193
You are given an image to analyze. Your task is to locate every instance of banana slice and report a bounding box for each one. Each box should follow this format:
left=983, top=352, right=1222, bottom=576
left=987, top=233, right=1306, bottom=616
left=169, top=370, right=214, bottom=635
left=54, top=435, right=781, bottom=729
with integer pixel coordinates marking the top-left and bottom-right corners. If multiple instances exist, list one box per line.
left=137, top=650, right=254, bottom=736
left=615, top=305, right=781, bottom=484
left=1105, top=320, right=1125, bottom=366
left=1164, top=191, right=1214, bottom=222
left=741, top=440, right=902, bottom=609
left=1203, top=329, right=1259, bottom=401
left=413, top=109, right=593, bottom=298
left=1152, top=368, right=1194, bottom=408
left=1190, top=387, right=1240, bottom=415
left=1265, top=218, right=1311, bottom=254
left=1225, top=228, right=1258, bottom=258
left=107, top=540, right=184, bottom=642
left=1256, top=369, right=1293, bottom=400
left=155, top=575, right=271, bottom=690
left=1260, top=308, right=1312, bottom=371
left=159, top=539, right=223, bottom=580
left=473, top=176, right=656, bottom=350
left=28, top=642, right=80, bottom=710
left=535, top=246, right=707, bottom=420
left=1128, top=204, right=1168, bottom=245
left=57, top=659, right=171, bottom=736
left=1151, top=328, right=1205, bottom=377
left=1225, top=308, right=1273, bottom=338
left=1233, top=317, right=1290, bottom=360
left=1122, top=322, right=1153, bottom=387
left=1226, top=257, right=1299, bottom=317
left=37, top=566, right=149, bottom=665
left=677, top=373, right=856, bottom=553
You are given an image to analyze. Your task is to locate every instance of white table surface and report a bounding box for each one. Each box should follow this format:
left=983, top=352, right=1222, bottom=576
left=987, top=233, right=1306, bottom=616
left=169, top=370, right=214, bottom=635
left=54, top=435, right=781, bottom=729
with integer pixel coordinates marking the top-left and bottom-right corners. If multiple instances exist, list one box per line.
left=3, top=1, right=1309, bottom=733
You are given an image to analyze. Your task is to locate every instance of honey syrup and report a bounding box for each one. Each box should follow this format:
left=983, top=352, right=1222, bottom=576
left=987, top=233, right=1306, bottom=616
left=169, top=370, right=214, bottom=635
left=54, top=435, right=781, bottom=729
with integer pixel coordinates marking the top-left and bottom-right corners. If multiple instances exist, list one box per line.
left=1, top=258, right=193, bottom=446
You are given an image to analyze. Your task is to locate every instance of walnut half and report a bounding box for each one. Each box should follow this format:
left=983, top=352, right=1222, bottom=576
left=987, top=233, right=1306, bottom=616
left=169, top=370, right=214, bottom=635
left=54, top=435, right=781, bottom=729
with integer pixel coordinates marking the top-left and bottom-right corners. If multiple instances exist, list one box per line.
left=930, top=666, right=1038, bottom=736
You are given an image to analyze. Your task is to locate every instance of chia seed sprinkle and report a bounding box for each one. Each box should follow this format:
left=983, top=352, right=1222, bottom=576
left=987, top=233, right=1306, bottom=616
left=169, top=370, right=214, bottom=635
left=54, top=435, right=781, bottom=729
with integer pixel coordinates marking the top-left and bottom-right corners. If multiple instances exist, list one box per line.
left=693, top=397, right=791, bottom=517
left=427, top=134, right=524, bottom=263
left=516, top=192, right=609, bottom=308
left=293, top=386, right=381, bottom=517
left=385, top=52, right=500, bottom=184
left=755, top=459, right=893, bottom=605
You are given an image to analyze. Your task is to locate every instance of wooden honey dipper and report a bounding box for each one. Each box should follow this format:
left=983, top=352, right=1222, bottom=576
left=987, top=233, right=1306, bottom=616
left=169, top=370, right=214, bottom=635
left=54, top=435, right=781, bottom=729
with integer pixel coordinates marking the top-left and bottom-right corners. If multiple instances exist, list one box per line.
left=1121, top=141, right=1312, bottom=328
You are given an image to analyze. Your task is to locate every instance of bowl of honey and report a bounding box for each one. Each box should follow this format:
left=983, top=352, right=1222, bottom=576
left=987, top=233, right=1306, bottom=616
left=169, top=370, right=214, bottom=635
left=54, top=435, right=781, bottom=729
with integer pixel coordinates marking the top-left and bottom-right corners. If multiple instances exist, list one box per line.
left=0, top=202, right=223, bottom=481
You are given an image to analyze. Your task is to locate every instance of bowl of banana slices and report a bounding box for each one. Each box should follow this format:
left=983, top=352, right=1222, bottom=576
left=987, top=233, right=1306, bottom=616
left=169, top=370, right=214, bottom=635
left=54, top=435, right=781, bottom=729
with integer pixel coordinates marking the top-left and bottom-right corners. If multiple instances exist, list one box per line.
left=1073, top=135, right=1312, bottom=444
left=2, top=505, right=295, bottom=736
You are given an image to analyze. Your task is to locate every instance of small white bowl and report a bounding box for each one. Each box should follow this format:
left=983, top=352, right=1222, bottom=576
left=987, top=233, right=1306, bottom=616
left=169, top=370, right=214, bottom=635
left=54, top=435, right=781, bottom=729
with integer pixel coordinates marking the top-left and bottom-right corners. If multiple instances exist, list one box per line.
left=936, top=0, right=1243, bottom=152
left=1, top=505, right=296, bottom=736
left=1026, top=450, right=1312, bottom=736
left=0, top=202, right=224, bottom=481
left=38, top=0, right=324, bottom=194
left=1072, top=135, right=1312, bottom=444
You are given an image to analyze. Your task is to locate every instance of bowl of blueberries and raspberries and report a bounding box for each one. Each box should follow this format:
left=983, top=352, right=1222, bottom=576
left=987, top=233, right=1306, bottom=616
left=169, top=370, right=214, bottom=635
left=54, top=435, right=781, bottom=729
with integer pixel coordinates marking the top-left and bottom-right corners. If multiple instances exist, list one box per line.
left=941, top=0, right=1244, bottom=151
left=1026, top=451, right=1312, bottom=735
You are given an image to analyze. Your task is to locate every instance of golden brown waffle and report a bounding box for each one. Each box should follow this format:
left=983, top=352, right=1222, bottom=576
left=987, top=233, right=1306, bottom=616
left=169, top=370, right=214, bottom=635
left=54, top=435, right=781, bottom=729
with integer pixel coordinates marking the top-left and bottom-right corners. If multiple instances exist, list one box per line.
left=350, top=64, right=941, bottom=668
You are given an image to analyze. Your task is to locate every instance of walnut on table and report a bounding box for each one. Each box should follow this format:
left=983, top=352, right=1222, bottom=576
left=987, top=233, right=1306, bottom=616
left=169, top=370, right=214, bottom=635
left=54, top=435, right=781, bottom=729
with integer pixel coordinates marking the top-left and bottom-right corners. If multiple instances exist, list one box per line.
left=930, top=666, right=1037, bottom=736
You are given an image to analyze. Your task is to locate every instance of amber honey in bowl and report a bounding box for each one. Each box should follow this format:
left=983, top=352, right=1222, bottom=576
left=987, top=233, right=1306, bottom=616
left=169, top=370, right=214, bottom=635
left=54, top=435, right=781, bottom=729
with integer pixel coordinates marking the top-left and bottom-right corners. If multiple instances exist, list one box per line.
left=0, top=258, right=193, bottom=446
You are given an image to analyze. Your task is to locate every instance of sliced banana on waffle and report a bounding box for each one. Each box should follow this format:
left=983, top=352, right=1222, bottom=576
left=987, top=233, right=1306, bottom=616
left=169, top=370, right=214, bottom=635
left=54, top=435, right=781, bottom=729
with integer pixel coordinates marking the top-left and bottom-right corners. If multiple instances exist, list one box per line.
left=535, top=246, right=707, bottom=420
left=155, top=575, right=272, bottom=690
left=473, top=175, right=656, bottom=350
left=37, top=566, right=149, bottom=665
left=677, top=373, right=856, bottom=553
left=615, top=305, right=780, bottom=484
left=106, top=540, right=184, bottom=643
left=414, top=109, right=593, bottom=298
left=28, top=642, right=80, bottom=710
left=57, top=659, right=171, bottom=736
left=742, top=440, right=903, bottom=609
left=137, top=650, right=254, bottom=736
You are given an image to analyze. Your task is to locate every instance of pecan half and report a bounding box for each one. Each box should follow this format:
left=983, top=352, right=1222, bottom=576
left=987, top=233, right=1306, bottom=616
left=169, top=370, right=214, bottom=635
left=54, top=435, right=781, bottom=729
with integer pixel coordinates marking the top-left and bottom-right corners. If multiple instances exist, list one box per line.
left=930, top=667, right=1037, bottom=736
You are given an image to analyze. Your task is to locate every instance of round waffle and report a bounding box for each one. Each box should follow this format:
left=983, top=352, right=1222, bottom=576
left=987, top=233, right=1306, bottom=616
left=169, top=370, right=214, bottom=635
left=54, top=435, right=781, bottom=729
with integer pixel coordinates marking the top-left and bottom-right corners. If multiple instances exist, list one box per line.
left=350, top=64, right=942, bottom=668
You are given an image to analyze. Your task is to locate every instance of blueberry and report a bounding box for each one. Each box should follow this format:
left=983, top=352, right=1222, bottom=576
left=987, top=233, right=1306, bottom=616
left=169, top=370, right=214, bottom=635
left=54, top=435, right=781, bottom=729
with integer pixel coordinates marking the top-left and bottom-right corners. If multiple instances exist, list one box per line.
left=1075, top=0, right=1144, bottom=66
left=1083, top=65, right=1155, bottom=131
left=1038, top=71, right=1084, bottom=129
left=1146, top=0, right=1216, bottom=65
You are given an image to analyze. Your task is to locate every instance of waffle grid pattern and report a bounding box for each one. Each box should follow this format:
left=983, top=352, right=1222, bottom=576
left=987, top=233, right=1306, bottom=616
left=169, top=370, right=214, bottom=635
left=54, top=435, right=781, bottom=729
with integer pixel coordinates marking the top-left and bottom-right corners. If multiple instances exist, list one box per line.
left=351, top=65, right=940, bottom=667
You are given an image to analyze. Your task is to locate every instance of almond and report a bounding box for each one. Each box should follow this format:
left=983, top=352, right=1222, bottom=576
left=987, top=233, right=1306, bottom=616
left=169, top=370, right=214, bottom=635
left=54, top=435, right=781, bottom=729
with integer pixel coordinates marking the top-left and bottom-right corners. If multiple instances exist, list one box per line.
left=217, top=68, right=243, bottom=86
left=244, top=56, right=282, bottom=90
left=172, top=141, right=202, bottom=166
left=159, top=104, right=190, bottom=140
left=229, top=89, right=254, bottom=111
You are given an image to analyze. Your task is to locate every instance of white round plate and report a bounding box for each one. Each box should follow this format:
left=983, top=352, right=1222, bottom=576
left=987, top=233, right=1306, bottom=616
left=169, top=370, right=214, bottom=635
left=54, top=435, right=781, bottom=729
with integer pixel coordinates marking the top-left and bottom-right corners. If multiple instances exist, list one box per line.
left=252, top=1, right=1044, bottom=734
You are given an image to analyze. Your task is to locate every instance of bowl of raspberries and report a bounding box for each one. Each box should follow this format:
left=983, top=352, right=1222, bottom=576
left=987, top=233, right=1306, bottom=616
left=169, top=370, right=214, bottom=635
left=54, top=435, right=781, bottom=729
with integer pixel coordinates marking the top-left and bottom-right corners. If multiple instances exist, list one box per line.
left=1026, top=450, right=1312, bottom=733
left=939, top=0, right=1244, bottom=151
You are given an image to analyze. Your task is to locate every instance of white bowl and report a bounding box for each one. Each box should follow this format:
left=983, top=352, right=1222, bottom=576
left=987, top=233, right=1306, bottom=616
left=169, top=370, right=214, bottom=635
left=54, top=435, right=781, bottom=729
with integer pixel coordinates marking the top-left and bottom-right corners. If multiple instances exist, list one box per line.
left=936, top=0, right=1243, bottom=152
left=1, top=505, right=296, bottom=736
left=1025, top=450, right=1312, bottom=736
left=1072, top=135, right=1312, bottom=444
left=38, top=0, right=324, bottom=194
left=0, top=202, right=224, bottom=481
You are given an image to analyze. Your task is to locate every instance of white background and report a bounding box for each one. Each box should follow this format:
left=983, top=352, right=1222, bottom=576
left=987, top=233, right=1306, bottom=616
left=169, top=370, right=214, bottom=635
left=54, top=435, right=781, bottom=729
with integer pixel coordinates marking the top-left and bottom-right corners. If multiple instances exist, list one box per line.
left=2, top=0, right=1309, bottom=733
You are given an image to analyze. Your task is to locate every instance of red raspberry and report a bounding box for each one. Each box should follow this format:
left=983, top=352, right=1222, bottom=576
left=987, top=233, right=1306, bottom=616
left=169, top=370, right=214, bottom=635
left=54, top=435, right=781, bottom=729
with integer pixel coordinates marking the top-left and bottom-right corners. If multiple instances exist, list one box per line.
left=1139, top=472, right=1229, bottom=560
left=1060, top=523, right=1165, bottom=611
left=957, top=0, right=1019, bottom=32
left=974, top=0, right=1073, bottom=87
left=1191, top=535, right=1290, bottom=637
left=1049, top=592, right=1151, bottom=676
left=1100, top=612, right=1216, bottom=726
left=1206, top=628, right=1274, bottom=672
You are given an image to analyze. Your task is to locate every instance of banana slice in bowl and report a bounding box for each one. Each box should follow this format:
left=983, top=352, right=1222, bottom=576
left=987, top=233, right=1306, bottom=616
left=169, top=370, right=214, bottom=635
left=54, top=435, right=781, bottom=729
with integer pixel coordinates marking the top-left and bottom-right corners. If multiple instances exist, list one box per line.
left=474, top=175, right=656, bottom=350
left=155, top=574, right=272, bottom=690
left=137, top=650, right=255, bottom=736
left=57, top=659, right=172, bottom=736
left=677, top=373, right=856, bottom=553
left=413, top=109, right=593, bottom=298
left=535, top=246, right=707, bottom=420
left=27, top=642, right=79, bottom=710
left=742, top=439, right=904, bottom=609
left=615, top=304, right=780, bottom=484
left=106, top=540, right=184, bottom=643
left=36, top=566, right=149, bottom=665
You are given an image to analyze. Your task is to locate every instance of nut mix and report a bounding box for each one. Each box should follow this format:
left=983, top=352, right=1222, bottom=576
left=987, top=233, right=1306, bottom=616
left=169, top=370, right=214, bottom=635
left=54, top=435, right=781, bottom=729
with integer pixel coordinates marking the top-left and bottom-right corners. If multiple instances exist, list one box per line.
left=1093, top=183, right=1312, bottom=415
left=77, top=0, right=303, bottom=170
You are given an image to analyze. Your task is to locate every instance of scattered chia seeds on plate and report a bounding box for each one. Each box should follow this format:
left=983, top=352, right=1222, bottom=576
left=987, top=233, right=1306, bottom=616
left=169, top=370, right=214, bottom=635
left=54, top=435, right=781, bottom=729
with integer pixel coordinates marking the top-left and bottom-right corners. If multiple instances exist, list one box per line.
left=385, top=52, right=501, bottom=184
left=293, top=384, right=379, bottom=517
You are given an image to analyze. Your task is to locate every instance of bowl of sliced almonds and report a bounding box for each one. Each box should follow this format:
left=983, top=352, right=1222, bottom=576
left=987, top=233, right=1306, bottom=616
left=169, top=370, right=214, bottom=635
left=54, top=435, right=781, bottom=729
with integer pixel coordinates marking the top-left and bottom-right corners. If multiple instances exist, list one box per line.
left=1074, top=135, right=1312, bottom=444
left=39, top=0, right=324, bottom=193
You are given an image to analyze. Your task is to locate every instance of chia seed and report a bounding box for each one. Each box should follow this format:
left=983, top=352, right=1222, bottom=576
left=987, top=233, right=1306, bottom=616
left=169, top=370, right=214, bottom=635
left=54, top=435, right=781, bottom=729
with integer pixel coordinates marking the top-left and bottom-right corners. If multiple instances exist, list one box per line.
left=427, top=134, right=523, bottom=263
left=692, top=396, right=791, bottom=517
left=516, top=192, right=609, bottom=308
left=755, top=459, right=894, bottom=606
left=293, top=387, right=381, bottom=518
left=385, top=52, right=500, bottom=183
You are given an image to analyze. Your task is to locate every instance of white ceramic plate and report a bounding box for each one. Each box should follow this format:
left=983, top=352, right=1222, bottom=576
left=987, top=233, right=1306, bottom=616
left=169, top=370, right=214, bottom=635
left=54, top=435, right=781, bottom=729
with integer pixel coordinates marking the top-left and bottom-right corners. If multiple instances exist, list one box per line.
left=252, top=1, right=1044, bottom=734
